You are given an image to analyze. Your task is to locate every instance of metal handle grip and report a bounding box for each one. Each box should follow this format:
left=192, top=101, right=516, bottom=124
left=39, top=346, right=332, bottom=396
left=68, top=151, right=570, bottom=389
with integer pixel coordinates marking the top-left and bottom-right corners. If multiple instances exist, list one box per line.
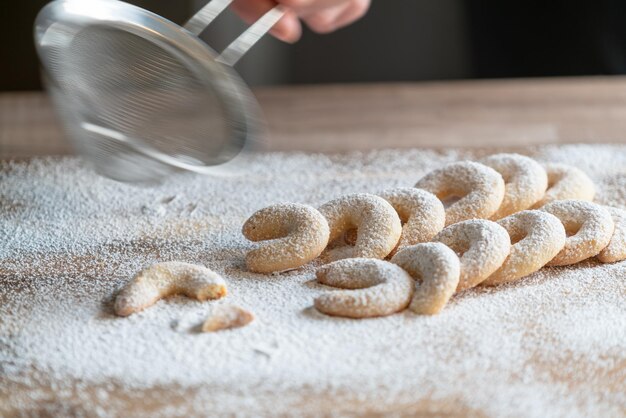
left=184, top=0, right=286, bottom=67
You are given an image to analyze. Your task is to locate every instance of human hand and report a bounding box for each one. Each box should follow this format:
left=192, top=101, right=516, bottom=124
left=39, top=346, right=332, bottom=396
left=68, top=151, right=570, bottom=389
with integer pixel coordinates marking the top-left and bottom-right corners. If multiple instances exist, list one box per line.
left=231, top=0, right=370, bottom=43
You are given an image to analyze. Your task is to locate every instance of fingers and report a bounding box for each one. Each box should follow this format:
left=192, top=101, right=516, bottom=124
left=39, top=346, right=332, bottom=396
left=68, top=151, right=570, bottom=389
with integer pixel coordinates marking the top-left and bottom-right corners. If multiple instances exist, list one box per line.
left=322, top=0, right=370, bottom=32
left=272, top=9, right=302, bottom=43
left=231, top=0, right=370, bottom=42
left=231, top=0, right=302, bottom=43
left=302, top=0, right=370, bottom=34
left=301, top=3, right=347, bottom=34
left=279, top=0, right=353, bottom=13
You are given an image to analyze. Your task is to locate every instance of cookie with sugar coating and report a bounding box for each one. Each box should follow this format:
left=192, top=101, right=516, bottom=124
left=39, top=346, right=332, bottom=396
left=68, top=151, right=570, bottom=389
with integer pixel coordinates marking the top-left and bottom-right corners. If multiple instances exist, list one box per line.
left=319, top=193, right=401, bottom=261
left=540, top=200, right=614, bottom=266
left=533, top=163, right=595, bottom=208
left=483, top=210, right=566, bottom=286
left=391, top=242, right=460, bottom=315
left=243, top=203, right=330, bottom=273
left=314, top=258, right=413, bottom=318
left=434, top=219, right=511, bottom=291
left=415, top=161, right=505, bottom=226
left=597, top=206, right=626, bottom=263
left=377, top=187, right=446, bottom=256
left=114, top=262, right=227, bottom=316
left=480, top=153, right=548, bottom=219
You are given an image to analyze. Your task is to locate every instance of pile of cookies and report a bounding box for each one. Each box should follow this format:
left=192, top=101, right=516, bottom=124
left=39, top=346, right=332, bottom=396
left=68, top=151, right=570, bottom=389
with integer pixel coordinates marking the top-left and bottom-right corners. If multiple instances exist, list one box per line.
left=242, top=153, right=626, bottom=318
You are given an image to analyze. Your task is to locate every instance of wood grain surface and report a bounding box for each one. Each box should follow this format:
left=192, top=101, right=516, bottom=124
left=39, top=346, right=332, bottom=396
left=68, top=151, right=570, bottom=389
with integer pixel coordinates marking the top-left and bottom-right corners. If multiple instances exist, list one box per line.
left=2, top=76, right=626, bottom=158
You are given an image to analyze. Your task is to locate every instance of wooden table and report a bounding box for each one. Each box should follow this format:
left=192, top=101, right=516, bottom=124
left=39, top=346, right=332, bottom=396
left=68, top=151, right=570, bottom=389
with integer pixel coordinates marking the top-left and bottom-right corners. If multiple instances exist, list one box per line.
left=2, top=76, right=626, bottom=158
left=2, top=77, right=625, bottom=417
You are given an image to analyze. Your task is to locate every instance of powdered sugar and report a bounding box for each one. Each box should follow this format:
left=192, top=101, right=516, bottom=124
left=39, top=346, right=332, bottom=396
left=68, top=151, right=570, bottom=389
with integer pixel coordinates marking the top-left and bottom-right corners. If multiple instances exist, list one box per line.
left=1, top=145, right=625, bottom=417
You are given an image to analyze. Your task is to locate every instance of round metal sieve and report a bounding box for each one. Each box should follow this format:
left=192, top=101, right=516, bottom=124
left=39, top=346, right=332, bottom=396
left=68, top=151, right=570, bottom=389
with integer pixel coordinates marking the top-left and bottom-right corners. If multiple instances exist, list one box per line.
left=35, top=0, right=284, bottom=183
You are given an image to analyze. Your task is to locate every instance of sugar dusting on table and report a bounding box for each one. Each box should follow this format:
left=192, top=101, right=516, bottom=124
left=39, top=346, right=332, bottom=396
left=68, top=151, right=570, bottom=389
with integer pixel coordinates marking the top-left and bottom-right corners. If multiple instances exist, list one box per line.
left=1, top=145, right=625, bottom=417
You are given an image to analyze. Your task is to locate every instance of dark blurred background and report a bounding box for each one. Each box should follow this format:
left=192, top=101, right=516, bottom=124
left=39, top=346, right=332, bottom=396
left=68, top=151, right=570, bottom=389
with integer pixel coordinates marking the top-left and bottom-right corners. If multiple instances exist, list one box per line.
left=4, top=0, right=626, bottom=91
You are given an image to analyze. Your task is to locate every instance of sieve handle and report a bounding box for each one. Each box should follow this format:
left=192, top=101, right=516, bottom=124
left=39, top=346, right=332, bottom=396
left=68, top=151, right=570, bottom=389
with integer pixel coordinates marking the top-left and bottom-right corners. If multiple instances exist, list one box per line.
left=184, top=0, right=286, bottom=67
left=216, top=6, right=286, bottom=67
left=184, top=0, right=234, bottom=35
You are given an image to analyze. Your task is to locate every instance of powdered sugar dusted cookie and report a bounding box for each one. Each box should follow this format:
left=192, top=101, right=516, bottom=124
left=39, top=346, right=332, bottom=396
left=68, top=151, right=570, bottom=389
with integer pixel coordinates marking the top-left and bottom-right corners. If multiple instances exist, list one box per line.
left=378, top=187, right=446, bottom=256
left=391, top=242, right=460, bottom=315
left=480, top=153, right=548, bottom=219
left=319, top=193, right=401, bottom=261
left=314, top=258, right=413, bottom=318
left=415, top=161, right=505, bottom=225
left=483, top=210, right=566, bottom=286
left=434, top=219, right=511, bottom=291
left=202, top=305, right=255, bottom=332
left=533, top=163, right=595, bottom=208
left=243, top=203, right=330, bottom=273
left=114, top=262, right=227, bottom=316
left=597, top=206, right=626, bottom=263
left=540, top=200, right=614, bottom=266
